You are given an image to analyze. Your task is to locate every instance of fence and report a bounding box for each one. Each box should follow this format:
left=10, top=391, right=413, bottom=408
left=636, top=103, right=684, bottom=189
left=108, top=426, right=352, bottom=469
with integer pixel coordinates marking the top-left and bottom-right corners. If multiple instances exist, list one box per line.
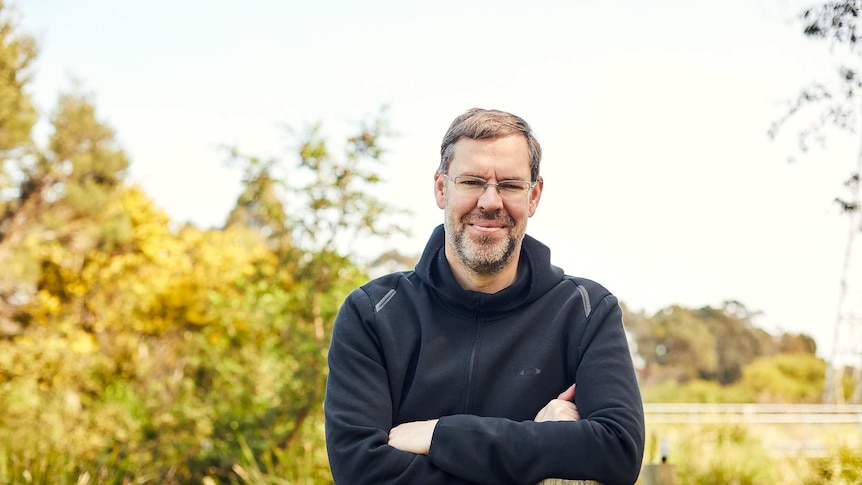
left=643, top=403, right=862, bottom=424
left=537, top=405, right=862, bottom=485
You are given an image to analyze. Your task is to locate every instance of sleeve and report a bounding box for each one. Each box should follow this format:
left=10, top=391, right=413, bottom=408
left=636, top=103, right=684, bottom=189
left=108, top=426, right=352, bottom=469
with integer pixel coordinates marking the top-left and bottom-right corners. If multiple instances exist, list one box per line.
left=324, top=288, right=478, bottom=485
left=427, top=293, right=645, bottom=485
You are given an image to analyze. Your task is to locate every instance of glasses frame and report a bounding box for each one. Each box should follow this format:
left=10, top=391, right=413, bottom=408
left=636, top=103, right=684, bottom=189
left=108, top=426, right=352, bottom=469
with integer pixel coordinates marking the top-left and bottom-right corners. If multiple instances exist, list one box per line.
left=439, top=172, right=538, bottom=199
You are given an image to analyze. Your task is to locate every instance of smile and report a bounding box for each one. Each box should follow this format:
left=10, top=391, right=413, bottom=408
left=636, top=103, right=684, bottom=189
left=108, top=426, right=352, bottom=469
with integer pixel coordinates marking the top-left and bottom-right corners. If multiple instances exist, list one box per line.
left=468, top=223, right=507, bottom=233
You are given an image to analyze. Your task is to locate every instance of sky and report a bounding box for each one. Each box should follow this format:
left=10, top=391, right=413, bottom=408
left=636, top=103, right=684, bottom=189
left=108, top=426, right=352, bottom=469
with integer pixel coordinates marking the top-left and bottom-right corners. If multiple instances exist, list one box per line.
left=11, top=0, right=862, bottom=359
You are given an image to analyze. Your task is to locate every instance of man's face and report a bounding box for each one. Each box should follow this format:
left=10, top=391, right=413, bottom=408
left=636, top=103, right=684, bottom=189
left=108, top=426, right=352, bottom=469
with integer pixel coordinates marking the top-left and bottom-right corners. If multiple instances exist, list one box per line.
left=434, top=135, right=542, bottom=276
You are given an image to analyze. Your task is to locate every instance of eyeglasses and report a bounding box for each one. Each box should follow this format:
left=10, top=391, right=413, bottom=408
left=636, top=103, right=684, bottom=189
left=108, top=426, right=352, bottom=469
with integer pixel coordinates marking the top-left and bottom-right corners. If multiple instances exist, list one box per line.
left=439, top=172, right=537, bottom=200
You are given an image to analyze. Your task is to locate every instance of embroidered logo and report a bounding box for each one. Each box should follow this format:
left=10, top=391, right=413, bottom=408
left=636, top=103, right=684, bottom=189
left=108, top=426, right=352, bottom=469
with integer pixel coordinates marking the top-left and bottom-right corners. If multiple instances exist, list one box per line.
left=519, top=367, right=542, bottom=376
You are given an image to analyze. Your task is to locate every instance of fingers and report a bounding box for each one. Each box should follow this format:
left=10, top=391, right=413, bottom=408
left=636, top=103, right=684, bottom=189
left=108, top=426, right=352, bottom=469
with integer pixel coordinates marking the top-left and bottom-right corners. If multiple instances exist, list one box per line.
left=534, top=399, right=580, bottom=422
left=534, top=383, right=580, bottom=422
left=388, top=419, right=438, bottom=455
left=558, top=383, right=576, bottom=401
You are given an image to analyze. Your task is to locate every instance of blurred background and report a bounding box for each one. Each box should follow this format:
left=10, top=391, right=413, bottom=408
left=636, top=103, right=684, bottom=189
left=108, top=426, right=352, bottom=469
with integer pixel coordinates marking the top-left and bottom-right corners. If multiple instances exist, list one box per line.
left=1, top=0, right=860, bottom=483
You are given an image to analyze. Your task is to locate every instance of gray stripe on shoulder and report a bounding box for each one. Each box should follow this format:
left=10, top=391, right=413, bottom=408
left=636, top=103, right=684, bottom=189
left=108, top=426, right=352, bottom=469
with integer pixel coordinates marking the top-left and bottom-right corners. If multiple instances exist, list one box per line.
left=575, top=284, right=591, bottom=318
left=375, top=289, right=397, bottom=312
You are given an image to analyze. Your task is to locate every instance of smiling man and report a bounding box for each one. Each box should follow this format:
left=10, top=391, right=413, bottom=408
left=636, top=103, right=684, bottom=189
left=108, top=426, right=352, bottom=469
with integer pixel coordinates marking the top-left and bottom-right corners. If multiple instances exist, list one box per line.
left=324, top=108, right=645, bottom=485
left=437, top=133, right=535, bottom=292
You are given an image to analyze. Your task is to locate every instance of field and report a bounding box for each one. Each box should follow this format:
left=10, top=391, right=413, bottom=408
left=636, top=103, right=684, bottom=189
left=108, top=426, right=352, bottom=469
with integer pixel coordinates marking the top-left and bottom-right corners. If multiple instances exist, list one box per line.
left=640, top=404, right=862, bottom=484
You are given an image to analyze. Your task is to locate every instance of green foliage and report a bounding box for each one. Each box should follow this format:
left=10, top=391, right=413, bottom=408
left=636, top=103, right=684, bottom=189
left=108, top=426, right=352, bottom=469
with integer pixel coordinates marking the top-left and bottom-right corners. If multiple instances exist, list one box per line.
left=639, top=305, right=719, bottom=381
left=644, top=379, right=753, bottom=404
left=803, top=446, right=862, bottom=485
left=674, top=424, right=776, bottom=485
left=629, top=301, right=822, bottom=398
left=225, top=107, right=409, bottom=259
left=2, top=4, right=852, bottom=483
left=47, top=88, right=128, bottom=216
left=696, top=303, right=772, bottom=384
left=768, top=1, right=862, bottom=227
left=644, top=423, right=862, bottom=485
left=0, top=9, right=399, bottom=481
left=0, top=0, right=36, bottom=155
left=739, top=353, right=827, bottom=403
left=0, top=181, right=361, bottom=482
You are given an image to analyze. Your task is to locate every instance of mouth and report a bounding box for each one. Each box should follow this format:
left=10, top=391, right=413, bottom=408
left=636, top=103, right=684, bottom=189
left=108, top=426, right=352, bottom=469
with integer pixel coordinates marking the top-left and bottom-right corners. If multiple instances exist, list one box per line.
left=465, top=215, right=510, bottom=235
left=469, top=221, right=505, bottom=232
left=461, top=210, right=514, bottom=235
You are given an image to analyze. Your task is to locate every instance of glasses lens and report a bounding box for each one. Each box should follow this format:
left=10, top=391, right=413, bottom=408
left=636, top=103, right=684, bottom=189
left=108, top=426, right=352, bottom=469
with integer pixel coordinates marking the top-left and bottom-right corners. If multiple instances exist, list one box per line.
left=451, top=175, right=531, bottom=199
left=454, top=176, right=486, bottom=192
left=498, top=181, right=531, bottom=194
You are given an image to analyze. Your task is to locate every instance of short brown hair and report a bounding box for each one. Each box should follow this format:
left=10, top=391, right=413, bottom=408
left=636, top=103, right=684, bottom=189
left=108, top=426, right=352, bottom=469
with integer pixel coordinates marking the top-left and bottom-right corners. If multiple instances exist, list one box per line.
left=439, top=108, right=542, bottom=182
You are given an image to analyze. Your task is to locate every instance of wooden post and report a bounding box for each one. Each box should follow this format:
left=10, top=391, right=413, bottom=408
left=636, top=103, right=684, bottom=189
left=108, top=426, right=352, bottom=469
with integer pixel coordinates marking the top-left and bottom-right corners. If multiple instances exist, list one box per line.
left=537, top=480, right=601, bottom=485
left=640, top=464, right=675, bottom=485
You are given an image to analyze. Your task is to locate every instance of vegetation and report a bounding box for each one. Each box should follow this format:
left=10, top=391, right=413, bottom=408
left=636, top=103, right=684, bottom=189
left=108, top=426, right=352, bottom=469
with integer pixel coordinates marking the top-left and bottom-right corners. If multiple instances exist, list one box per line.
left=640, top=425, right=862, bottom=485
left=0, top=3, right=405, bottom=483
left=0, top=2, right=858, bottom=483
left=768, top=0, right=862, bottom=407
left=622, top=302, right=838, bottom=403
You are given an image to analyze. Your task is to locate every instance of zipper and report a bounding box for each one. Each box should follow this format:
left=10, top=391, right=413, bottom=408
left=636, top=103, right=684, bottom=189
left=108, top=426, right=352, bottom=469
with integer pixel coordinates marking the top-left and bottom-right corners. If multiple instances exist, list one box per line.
left=464, top=310, right=482, bottom=412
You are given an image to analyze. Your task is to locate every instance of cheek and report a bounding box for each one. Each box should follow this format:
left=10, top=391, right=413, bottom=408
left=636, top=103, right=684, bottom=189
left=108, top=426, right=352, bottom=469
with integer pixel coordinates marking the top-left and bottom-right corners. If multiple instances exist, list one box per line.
left=504, top=201, right=531, bottom=220
left=445, top=194, right=476, bottom=215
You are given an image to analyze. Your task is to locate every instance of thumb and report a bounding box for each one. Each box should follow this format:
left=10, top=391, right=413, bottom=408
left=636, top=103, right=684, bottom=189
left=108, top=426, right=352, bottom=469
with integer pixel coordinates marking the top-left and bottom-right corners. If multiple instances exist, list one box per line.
left=558, top=383, right=576, bottom=401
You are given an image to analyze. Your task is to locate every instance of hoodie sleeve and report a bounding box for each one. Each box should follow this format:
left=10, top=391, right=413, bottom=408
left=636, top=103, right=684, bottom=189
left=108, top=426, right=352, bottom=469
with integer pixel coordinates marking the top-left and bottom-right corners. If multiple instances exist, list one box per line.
left=324, top=287, right=478, bottom=485
left=427, top=293, right=645, bottom=485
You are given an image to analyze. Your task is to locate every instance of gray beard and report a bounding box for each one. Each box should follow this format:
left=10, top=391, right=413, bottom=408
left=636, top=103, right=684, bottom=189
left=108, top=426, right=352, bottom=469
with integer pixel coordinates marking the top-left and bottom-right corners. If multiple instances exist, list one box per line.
left=448, top=218, right=519, bottom=276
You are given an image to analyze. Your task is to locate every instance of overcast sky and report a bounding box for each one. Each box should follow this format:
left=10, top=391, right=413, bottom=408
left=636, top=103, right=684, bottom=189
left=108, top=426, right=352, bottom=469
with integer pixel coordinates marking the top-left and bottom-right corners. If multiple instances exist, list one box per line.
left=13, top=0, right=862, bottom=359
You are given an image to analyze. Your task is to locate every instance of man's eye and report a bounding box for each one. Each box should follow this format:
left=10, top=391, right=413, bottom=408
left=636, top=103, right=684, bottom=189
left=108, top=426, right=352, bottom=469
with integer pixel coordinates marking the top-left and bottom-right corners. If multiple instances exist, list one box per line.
left=500, top=183, right=526, bottom=191
left=460, top=179, right=484, bottom=186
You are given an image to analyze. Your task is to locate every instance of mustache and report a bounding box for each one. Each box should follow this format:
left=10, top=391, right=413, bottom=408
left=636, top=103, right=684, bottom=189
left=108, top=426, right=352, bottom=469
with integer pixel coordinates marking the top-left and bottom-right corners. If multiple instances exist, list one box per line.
left=462, top=210, right=514, bottom=225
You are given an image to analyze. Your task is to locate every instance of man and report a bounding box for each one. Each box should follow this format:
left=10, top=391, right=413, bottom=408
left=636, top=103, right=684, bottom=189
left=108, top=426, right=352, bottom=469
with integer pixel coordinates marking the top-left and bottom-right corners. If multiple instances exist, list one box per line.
left=324, top=108, right=644, bottom=484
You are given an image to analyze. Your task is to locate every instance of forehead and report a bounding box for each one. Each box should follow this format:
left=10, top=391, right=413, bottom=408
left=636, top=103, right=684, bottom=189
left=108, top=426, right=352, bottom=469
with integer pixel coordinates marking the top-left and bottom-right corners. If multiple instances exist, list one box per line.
left=450, top=135, right=531, bottom=177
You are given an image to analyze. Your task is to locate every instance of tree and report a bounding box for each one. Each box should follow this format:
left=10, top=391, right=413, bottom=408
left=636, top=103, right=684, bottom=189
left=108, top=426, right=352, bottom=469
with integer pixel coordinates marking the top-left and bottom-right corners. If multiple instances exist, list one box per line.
left=632, top=302, right=819, bottom=389
left=697, top=302, right=771, bottom=384
left=637, top=305, right=719, bottom=383
left=0, top=0, right=37, bottom=334
left=0, top=0, right=36, bottom=156
left=225, top=110, right=409, bottom=338
left=771, top=0, right=862, bottom=405
left=0, top=86, right=129, bottom=337
left=217, top=112, right=409, bottom=481
left=769, top=2, right=862, bottom=193
left=226, top=109, right=408, bottom=255
left=738, top=353, right=827, bottom=403
left=0, top=4, right=402, bottom=482
left=768, top=2, right=862, bottom=267
left=0, top=2, right=129, bottom=338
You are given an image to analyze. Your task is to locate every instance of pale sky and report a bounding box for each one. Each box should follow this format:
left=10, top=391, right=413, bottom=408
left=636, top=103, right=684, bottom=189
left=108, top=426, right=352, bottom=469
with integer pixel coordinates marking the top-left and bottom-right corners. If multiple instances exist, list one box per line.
left=13, top=0, right=862, bottom=359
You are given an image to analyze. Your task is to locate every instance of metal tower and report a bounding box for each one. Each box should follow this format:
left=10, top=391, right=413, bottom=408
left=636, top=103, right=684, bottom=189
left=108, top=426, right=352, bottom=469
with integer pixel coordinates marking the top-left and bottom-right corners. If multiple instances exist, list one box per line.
left=824, top=165, right=862, bottom=405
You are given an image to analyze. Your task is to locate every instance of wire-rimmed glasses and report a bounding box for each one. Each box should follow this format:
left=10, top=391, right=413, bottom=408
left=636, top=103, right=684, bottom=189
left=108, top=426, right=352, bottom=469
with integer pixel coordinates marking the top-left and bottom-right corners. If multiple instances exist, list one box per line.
left=439, top=172, right=537, bottom=200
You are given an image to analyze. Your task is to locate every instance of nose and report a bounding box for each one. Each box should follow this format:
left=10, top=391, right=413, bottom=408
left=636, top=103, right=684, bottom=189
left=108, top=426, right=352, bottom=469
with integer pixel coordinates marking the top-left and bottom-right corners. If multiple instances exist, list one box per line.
left=477, top=183, right=505, bottom=211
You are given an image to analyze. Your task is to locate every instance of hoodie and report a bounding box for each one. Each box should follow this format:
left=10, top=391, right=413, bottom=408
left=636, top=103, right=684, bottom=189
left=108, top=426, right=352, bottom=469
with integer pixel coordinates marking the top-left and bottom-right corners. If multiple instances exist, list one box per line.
left=324, top=225, right=645, bottom=485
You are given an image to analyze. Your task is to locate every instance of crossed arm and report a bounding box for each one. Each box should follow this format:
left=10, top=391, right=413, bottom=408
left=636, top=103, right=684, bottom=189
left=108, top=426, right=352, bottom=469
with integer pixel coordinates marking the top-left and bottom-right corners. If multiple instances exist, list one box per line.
left=388, top=384, right=579, bottom=455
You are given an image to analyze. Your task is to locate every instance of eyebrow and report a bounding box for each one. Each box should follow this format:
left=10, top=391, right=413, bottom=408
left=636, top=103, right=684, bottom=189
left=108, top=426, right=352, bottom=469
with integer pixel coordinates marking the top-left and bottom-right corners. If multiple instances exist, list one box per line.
left=456, top=172, right=529, bottom=181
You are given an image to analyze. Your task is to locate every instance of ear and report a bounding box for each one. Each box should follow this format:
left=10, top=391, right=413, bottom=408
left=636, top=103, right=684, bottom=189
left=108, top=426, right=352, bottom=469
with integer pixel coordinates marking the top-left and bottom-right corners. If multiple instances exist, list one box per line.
left=528, top=177, right=543, bottom=217
left=434, top=171, right=446, bottom=209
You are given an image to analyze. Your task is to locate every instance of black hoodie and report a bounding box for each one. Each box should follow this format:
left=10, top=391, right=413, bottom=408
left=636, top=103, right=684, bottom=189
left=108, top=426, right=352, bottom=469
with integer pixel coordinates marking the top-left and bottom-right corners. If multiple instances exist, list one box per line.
left=324, top=225, right=645, bottom=485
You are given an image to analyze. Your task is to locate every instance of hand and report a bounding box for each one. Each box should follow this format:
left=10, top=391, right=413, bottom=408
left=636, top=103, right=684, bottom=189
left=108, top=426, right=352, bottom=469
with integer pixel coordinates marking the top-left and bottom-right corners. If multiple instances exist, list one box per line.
left=388, top=419, right=439, bottom=455
left=534, top=384, right=580, bottom=422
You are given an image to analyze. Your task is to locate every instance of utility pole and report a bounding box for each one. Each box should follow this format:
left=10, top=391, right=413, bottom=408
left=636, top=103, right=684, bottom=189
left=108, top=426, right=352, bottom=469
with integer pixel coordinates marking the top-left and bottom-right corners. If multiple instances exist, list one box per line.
left=824, top=148, right=862, bottom=405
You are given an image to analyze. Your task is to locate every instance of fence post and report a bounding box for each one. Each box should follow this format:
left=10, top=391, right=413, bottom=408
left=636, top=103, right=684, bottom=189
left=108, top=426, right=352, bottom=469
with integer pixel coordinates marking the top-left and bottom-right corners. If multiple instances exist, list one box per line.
left=640, top=464, right=675, bottom=485
left=537, top=480, right=601, bottom=485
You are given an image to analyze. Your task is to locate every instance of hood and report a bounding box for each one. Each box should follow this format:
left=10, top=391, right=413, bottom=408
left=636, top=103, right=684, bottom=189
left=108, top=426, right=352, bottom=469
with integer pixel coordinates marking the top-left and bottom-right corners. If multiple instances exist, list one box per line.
left=414, top=225, right=565, bottom=318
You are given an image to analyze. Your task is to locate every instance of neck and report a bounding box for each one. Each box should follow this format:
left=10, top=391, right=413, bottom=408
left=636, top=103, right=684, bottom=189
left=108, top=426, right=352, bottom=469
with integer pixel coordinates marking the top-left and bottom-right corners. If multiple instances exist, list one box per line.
left=445, top=245, right=520, bottom=294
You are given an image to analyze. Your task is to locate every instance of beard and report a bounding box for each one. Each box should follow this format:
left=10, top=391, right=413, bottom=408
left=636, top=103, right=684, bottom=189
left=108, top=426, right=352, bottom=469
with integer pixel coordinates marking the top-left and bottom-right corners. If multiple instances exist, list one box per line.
left=445, top=209, right=522, bottom=276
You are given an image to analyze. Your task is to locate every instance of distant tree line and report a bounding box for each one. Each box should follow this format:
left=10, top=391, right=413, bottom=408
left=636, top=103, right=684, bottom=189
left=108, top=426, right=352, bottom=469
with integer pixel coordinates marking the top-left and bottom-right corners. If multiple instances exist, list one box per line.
left=624, top=301, right=848, bottom=404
